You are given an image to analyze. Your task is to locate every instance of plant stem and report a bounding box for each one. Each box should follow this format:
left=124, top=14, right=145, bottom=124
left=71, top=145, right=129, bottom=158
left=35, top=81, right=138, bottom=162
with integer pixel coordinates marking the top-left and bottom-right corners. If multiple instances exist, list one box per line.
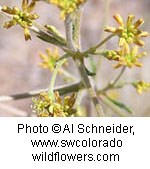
left=93, top=34, right=115, bottom=50
left=82, top=34, right=114, bottom=56
left=112, top=66, right=126, bottom=85
left=65, top=12, right=104, bottom=117
left=0, top=81, right=84, bottom=102
left=48, top=57, right=67, bottom=100
left=0, top=80, right=132, bottom=103
left=100, top=66, right=126, bottom=93
left=72, top=9, right=82, bottom=48
left=101, top=96, right=128, bottom=117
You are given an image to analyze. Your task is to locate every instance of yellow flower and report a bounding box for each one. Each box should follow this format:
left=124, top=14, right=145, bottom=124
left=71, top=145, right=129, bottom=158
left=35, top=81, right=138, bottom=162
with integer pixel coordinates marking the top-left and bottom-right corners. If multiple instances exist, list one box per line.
left=39, top=48, right=59, bottom=72
left=46, top=0, right=86, bottom=19
left=104, top=13, right=149, bottom=46
left=32, top=91, right=76, bottom=117
left=132, top=81, right=150, bottom=94
left=2, top=0, right=39, bottom=40
left=104, top=45, right=146, bottom=68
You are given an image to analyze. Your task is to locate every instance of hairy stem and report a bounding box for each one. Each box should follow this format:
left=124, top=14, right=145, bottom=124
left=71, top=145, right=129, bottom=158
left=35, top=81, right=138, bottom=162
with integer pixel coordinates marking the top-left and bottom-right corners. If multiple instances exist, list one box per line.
left=65, top=12, right=104, bottom=117
left=72, top=9, right=82, bottom=48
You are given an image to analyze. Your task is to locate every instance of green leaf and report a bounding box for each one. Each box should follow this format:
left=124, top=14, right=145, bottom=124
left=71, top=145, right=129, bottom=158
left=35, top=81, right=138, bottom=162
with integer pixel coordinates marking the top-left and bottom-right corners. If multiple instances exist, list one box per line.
left=105, top=95, right=133, bottom=114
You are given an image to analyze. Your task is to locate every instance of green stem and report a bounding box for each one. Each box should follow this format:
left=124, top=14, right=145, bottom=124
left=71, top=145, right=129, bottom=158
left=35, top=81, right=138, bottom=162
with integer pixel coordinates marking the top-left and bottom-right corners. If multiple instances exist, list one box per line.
left=82, top=34, right=114, bottom=56
left=95, top=34, right=115, bottom=49
left=100, top=66, right=126, bottom=93
left=101, top=95, right=128, bottom=117
left=65, top=12, right=104, bottom=117
left=112, top=66, right=126, bottom=85
left=48, top=57, right=67, bottom=101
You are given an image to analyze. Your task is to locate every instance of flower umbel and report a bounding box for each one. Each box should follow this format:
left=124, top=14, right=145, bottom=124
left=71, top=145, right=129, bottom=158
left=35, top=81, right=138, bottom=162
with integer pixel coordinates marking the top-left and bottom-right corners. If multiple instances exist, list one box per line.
left=104, top=45, right=146, bottom=68
left=39, top=48, right=59, bottom=72
left=2, top=0, right=39, bottom=40
left=46, top=0, right=86, bottom=19
left=104, top=13, right=149, bottom=46
left=132, top=81, right=150, bottom=94
left=32, top=91, right=77, bottom=117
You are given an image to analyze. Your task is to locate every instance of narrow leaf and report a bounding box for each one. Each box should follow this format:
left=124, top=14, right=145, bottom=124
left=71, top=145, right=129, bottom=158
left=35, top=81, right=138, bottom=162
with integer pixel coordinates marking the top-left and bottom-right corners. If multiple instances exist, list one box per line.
left=105, top=95, right=133, bottom=114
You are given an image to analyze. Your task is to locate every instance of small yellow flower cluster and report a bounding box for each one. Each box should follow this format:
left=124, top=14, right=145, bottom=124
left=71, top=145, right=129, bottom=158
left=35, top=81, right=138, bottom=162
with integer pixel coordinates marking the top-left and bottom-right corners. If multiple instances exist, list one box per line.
left=104, top=45, right=146, bottom=68
left=105, top=14, right=149, bottom=47
left=2, top=0, right=39, bottom=40
left=104, top=14, right=149, bottom=68
left=39, top=48, right=59, bottom=72
left=132, top=81, right=150, bottom=94
left=32, top=91, right=76, bottom=117
left=47, top=0, right=86, bottom=19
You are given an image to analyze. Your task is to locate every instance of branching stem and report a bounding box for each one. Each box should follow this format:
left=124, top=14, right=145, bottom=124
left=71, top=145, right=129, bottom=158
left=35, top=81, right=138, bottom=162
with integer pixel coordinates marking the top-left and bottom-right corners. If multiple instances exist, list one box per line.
left=65, top=12, right=104, bottom=116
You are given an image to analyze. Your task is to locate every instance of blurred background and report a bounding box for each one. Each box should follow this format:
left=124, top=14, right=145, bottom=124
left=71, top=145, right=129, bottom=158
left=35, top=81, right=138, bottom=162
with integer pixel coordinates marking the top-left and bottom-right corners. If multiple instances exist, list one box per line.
left=0, top=0, right=149, bottom=116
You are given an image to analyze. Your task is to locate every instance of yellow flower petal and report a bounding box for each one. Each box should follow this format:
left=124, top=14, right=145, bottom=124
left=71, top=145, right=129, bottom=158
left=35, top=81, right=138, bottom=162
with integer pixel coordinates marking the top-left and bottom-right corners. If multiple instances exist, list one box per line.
left=27, top=1, right=36, bottom=13
left=134, top=39, right=145, bottom=46
left=2, top=6, right=14, bottom=14
left=24, top=27, right=31, bottom=40
left=134, top=18, right=144, bottom=28
left=113, top=13, right=124, bottom=26
left=28, top=13, right=39, bottom=20
left=104, top=26, right=117, bottom=33
left=22, top=0, right=28, bottom=11
left=138, top=31, right=149, bottom=37
left=3, top=20, right=17, bottom=29
left=126, top=14, right=135, bottom=27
